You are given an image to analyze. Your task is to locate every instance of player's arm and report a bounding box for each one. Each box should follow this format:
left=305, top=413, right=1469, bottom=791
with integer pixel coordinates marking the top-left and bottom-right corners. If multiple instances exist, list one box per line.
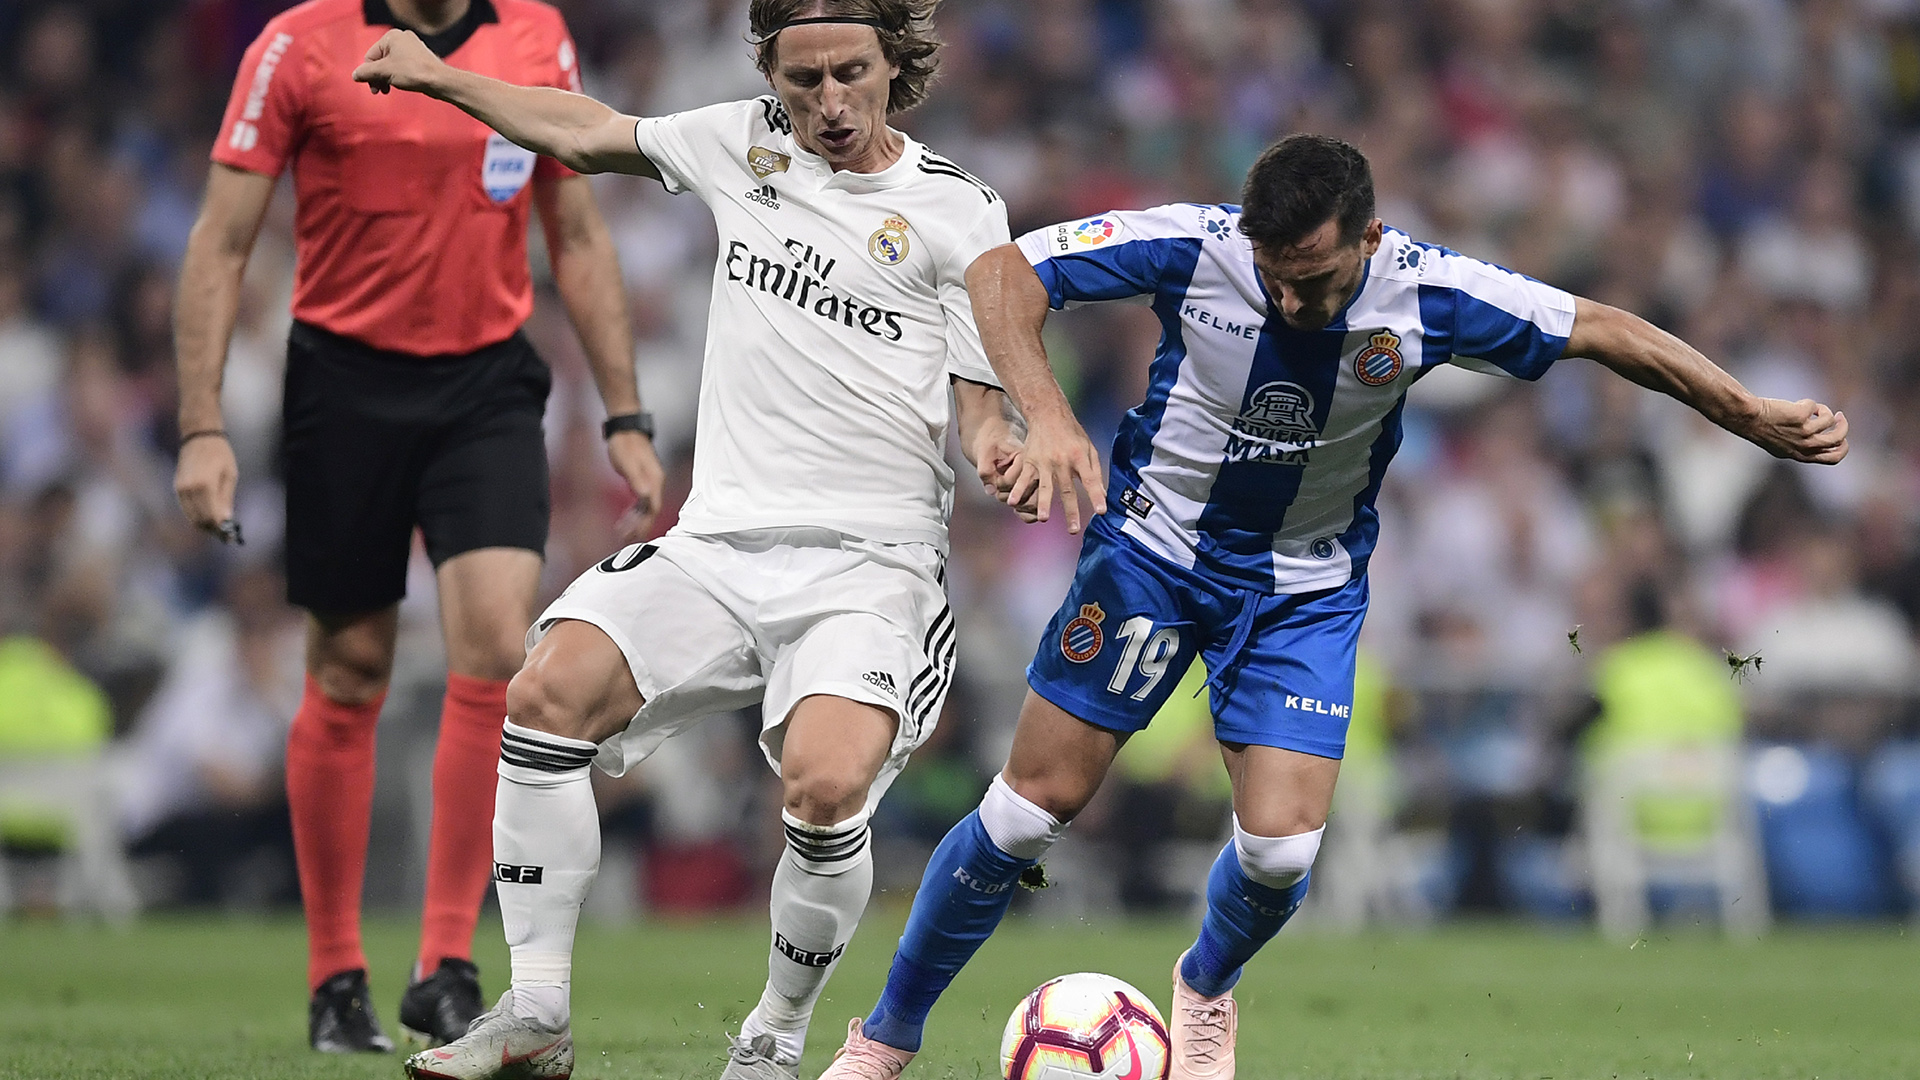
left=1564, top=297, right=1848, bottom=464
left=965, top=244, right=1107, bottom=533
left=173, top=162, right=276, bottom=536
left=353, top=30, right=659, bottom=179
left=952, top=377, right=1038, bottom=517
left=535, top=173, right=665, bottom=538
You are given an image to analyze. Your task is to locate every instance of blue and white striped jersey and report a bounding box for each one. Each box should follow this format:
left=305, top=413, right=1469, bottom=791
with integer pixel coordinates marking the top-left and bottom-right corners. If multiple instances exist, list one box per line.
left=1015, top=204, right=1577, bottom=594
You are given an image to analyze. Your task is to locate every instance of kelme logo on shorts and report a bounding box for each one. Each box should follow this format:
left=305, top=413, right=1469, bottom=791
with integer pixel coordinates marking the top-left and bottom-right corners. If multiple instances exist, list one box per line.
left=1060, top=602, right=1107, bottom=663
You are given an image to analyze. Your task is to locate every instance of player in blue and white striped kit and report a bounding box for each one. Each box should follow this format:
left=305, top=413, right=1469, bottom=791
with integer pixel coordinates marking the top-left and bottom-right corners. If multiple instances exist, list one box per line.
left=820, top=136, right=1850, bottom=1080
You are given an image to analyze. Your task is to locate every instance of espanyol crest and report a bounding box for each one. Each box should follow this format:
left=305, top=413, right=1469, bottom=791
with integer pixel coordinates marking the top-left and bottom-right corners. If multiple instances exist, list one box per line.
left=482, top=133, right=536, bottom=203
left=1353, top=329, right=1404, bottom=386
left=1060, top=602, right=1107, bottom=663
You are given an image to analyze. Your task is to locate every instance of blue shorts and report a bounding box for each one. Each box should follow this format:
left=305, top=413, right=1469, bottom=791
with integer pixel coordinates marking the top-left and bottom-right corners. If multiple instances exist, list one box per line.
left=1026, top=519, right=1368, bottom=759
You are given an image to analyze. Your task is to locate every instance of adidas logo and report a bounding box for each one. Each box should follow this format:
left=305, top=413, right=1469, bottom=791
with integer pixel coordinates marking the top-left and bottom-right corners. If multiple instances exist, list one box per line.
left=862, top=670, right=897, bottom=695
left=744, top=184, right=780, bottom=209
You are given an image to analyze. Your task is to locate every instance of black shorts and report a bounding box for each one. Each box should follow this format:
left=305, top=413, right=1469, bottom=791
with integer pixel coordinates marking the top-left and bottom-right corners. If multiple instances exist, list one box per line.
left=282, top=321, right=551, bottom=614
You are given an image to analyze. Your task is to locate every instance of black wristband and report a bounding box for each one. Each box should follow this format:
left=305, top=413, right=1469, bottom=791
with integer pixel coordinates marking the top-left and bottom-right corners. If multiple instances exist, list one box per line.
left=602, top=412, right=654, bottom=440
left=179, top=429, right=228, bottom=450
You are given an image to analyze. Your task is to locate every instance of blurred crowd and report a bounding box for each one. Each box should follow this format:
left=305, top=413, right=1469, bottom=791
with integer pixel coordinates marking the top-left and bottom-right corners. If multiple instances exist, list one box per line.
left=3, top=0, right=1920, bottom=924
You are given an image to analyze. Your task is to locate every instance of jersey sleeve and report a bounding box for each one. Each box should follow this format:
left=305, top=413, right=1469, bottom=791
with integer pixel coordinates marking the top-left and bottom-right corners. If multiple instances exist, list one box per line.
left=210, top=19, right=307, bottom=178
left=1014, top=205, right=1204, bottom=308
left=532, top=15, right=584, bottom=182
left=938, top=198, right=1012, bottom=388
left=1426, top=254, right=1577, bottom=381
left=632, top=100, right=753, bottom=197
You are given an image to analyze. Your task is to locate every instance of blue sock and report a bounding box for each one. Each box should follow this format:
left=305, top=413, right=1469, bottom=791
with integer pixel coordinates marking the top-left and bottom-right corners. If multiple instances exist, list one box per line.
left=863, top=811, right=1033, bottom=1052
left=1178, top=842, right=1309, bottom=998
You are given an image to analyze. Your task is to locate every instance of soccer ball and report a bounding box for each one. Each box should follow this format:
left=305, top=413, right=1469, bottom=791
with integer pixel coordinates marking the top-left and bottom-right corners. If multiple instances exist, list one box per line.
left=999, top=972, right=1171, bottom=1080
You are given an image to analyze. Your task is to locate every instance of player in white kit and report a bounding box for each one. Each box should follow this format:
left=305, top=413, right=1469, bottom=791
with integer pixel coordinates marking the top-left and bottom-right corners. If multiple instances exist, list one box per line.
left=351, top=4, right=1051, bottom=1078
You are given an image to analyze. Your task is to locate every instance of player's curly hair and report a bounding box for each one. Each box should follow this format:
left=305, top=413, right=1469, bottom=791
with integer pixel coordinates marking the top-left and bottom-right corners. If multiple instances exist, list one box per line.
left=1239, top=134, right=1376, bottom=249
left=748, top=0, right=943, bottom=114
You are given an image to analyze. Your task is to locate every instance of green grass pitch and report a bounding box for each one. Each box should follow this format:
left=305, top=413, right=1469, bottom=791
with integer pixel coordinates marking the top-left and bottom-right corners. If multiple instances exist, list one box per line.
left=0, top=911, right=1914, bottom=1079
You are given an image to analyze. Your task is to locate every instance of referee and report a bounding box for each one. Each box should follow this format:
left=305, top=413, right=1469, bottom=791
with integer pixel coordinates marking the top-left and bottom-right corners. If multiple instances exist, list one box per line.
left=172, top=0, right=663, bottom=1055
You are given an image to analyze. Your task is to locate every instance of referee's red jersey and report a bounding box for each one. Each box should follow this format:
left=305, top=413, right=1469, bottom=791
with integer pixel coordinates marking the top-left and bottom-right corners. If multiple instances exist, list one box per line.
left=213, top=0, right=581, bottom=357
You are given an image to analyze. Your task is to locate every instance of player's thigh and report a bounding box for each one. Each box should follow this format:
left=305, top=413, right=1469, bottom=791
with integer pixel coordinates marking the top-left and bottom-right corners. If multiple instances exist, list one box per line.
left=281, top=326, right=432, bottom=614
left=436, top=546, right=542, bottom=681
left=1220, top=743, right=1341, bottom=837
left=1001, top=689, right=1126, bottom=823
left=779, top=694, right=899, bottom=825
left=1206, top=575, right=1368, bottom=834
left=760, top=546, right=951, bottom=816
left=528, top=539, right=764, bottom=764
left=510, top=618, right=643, bottom=744
left=1024, top=524, right=1205, bottom=750
left=416, top=334, right=551, bottom=573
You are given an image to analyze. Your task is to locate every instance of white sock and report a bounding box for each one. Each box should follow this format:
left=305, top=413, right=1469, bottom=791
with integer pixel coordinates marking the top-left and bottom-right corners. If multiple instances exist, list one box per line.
left=495, top=721, right=601, bottom=1029
left=739, top=810, right=874, bottom=1063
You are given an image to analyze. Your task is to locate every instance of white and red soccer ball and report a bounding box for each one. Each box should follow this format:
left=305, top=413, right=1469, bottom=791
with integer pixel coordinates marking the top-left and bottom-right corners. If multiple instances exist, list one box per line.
left=1000, top=973, right=1171, bottom=1080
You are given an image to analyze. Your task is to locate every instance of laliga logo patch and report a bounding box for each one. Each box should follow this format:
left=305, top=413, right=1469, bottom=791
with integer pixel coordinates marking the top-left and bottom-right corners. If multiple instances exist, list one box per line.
left=1353, top=330, right=1404, bottom=386
left=869, top=215, right=911, bottom=265
left=1060, top=602, right=1107, bottom=663
left=482, top=133, right=536, bottom=203
left=748, top=145, right=790, bottom=179
left=1074, top=216, right=1119, bottom=246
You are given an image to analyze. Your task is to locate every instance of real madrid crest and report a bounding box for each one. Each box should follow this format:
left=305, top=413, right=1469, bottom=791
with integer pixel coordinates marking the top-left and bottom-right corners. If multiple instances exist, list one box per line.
left=1060, top=602, right=1107, bottom=663
left=1353, top=329, right=1404, bottom=386
left=869, top=215, right=911, bottom=265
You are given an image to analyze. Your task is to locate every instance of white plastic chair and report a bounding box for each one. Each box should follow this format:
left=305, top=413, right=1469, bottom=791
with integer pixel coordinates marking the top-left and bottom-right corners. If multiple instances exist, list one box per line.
left=1582, top=744, right=1768, bottom=939
left=0, top=755, right=139, bottom=922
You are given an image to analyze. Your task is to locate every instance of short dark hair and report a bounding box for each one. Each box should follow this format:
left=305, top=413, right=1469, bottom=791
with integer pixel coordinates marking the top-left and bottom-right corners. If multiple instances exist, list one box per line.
left=749, top=0, right=943, bottom=115
left=1239, top=134, right=1376, bottom=250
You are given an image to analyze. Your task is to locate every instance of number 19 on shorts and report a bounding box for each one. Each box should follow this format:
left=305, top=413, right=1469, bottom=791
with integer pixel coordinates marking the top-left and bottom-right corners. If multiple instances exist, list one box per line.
left=1107, top=617, right=1178, bottom=701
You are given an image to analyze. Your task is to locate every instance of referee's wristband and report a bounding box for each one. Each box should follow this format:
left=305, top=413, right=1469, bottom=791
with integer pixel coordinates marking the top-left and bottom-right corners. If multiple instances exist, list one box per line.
left=602, top=412, right=654, bottom=440
left=178, top=429, right=228, bottom=450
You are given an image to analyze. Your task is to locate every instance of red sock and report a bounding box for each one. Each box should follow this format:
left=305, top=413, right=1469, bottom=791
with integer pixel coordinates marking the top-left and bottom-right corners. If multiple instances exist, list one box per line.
left=417, top=672, right=508, bottom=973
left=287, top=675, right=384, bottom=992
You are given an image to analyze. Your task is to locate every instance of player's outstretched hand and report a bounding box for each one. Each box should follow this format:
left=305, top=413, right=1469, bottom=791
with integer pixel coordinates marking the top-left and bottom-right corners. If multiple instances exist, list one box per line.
left=1008, top=410, right=1106, bottom=534
left=352, top=29, right=443, bottom=95
left=606, top=430, right=666, bottom=543
left=1743, top=397, right=1850, bottom=464
left=174, top=434, right=239, bottom=539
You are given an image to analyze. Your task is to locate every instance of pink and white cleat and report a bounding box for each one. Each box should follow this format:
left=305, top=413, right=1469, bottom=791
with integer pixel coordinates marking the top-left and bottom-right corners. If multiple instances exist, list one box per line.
left=1169, top=953, right=1237, bottom=1080
left=817, top=1017, right=916, bottom=1080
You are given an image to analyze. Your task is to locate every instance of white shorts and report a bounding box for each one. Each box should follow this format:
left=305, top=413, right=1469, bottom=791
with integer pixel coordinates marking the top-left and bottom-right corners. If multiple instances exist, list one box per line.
left=529, top=528, right=956, bottom=812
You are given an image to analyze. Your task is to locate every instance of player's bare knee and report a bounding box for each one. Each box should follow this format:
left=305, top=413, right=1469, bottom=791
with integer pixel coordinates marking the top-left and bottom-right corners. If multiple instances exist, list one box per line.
left=505, top=664, right=595, bottom=742
left=781, top=769, right=868, bottom=827
left=458, top=630, right=528, bottom=683
left=307, top=631, right=393, bottom=704
left=1001, top=768, right=1098, bottom=824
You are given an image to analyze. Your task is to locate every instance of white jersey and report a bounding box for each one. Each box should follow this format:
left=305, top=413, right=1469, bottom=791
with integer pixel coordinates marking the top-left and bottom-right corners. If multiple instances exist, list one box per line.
left=633, top=97, right=1009, bottom=550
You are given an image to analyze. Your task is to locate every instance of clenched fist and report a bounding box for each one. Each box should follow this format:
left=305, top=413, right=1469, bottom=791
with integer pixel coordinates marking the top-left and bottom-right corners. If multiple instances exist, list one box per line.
left=1739, top=397, right=1850, bottom=465
left=352, top=29, right=445, bottom=96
